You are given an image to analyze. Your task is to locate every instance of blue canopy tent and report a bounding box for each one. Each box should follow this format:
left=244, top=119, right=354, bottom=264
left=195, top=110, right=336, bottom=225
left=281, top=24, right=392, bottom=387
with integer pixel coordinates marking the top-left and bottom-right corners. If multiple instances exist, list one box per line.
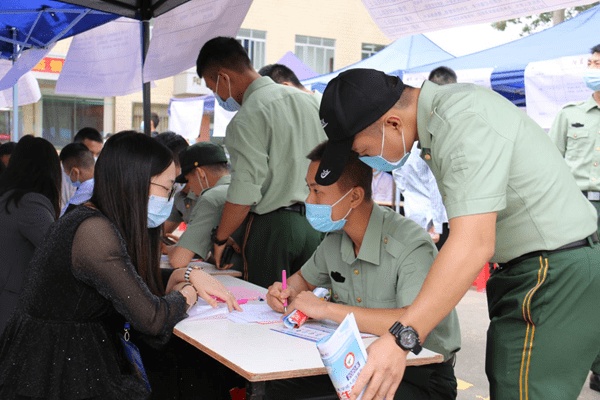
left=403, top=4, right=600, bottom=107
left=0, top=0, right=198, bottom=141
left=301, top=34, right=454, bottom=93
left=0, top=1, right=118, bottom=141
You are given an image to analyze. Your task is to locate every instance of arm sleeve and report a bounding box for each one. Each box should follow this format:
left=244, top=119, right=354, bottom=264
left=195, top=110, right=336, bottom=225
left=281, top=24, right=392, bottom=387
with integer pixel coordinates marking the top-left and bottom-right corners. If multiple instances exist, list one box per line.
left=71, top=216, right=187, bottom=343
left=547, top=109, right=568, bottom=157
left=436, top=112, right=513, bottom=219
left=225, top=119, right=268, bottom=206
left=17, top=193, right=56, bottom=248
left=300, top=238, right=333, bottom=289
left=176, top=196, right=221, bottom=259
left=428, top=169, right=448, bottom=233
left=395, top=239, right=435, bottom=308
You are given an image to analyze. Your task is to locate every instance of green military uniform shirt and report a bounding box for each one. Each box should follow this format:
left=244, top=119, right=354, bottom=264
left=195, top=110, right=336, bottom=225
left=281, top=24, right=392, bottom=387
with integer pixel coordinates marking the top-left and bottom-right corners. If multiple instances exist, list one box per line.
left=176, top=175, right=244, bottom=268
left=548, top=96, right=600, bottom=192
left=167, top=190, right=197, bottom=225
left=416, top=81, right=597, bottom=263
left=225, top=77, right=327, bottom=215
left=301, top=204, right=461, bottom=361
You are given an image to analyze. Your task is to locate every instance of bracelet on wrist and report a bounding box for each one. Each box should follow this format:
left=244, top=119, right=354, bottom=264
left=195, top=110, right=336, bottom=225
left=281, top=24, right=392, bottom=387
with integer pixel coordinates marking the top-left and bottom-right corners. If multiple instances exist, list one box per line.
left=184, top=265, right=198, bottom=283
left=180, top=283, right=197, bottom=311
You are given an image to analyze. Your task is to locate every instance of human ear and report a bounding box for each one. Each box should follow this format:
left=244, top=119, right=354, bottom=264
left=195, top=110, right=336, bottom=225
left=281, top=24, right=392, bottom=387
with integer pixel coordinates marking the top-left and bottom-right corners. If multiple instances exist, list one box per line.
left=350, top=186, right=365, bottom=208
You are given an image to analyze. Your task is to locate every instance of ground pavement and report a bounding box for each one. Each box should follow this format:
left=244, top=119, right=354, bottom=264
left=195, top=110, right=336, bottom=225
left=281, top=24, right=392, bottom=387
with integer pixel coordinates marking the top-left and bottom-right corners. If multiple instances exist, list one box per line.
left=454, top=287, right=598, bottom=399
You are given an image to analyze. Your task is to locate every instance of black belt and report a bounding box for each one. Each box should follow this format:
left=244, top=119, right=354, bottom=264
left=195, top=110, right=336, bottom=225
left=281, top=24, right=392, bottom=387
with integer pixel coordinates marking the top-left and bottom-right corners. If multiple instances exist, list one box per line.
left=444, top=354, right=456, bottom=366
left=497, top=232, right=599, bottom=270
left=279, top=203, right=305, bottom=215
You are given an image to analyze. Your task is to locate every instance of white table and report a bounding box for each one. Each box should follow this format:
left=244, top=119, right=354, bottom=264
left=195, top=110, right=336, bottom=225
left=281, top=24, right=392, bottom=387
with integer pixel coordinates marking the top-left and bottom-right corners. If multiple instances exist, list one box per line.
left=160, top=259, right=242, bottom=277
left=174, top=276, right=443, bottom=399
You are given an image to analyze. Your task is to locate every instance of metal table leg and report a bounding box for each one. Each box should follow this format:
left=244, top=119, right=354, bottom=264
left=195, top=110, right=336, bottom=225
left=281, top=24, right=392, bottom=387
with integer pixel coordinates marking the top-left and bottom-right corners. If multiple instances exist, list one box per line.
left=245, top=380, right=266, bottom=400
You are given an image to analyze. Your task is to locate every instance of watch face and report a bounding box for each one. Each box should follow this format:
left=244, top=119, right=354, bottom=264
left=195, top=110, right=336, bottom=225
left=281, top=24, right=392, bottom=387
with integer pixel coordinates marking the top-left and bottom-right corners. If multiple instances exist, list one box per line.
left=400, top=330, right=417, bottom=348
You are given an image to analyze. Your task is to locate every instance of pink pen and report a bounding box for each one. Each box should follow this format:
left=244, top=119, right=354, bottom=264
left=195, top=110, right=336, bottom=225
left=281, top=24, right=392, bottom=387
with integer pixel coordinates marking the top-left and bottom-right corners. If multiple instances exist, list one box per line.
left=282, top=270, right=287, bottom=313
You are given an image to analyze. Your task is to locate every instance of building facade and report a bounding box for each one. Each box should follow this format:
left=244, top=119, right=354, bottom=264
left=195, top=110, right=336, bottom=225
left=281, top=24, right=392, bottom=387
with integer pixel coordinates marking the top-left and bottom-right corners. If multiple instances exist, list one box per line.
left=2, top=0, right=390, bottom=146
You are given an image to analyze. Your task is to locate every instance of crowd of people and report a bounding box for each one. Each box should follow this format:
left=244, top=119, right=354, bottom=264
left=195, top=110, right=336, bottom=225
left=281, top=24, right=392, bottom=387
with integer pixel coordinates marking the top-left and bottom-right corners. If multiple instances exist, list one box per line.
left=0, top=36, right=598, bottom=400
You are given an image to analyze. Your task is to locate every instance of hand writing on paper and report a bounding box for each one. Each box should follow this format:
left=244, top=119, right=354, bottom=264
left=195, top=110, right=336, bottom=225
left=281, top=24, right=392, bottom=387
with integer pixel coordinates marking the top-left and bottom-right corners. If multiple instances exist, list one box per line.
left=287, top=291, right=328, bottom=320
left=266, top=281, right=297, bottom=313
left=189, top=269, right=242, bottom=312
left=349, top=333, right=407, bottom=400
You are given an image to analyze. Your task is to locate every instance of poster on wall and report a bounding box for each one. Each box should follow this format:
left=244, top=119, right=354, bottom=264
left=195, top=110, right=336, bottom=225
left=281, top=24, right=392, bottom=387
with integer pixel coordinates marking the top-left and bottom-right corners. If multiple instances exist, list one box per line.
left=168, top=97, right=205, bottom=144
left=525, top=54, right=592, bottom=130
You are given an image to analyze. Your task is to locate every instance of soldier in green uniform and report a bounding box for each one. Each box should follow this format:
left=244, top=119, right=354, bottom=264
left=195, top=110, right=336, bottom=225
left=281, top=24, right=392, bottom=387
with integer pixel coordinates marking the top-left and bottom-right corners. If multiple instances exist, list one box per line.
left=195, top=37, right=326, bottom=288
left=166, top=142, right=245, bottom=272
left=266, top=142, right=461, bottom=399
left=314, top=68, right=600, bottom=400
left=548, top=44, right=600, bottom=392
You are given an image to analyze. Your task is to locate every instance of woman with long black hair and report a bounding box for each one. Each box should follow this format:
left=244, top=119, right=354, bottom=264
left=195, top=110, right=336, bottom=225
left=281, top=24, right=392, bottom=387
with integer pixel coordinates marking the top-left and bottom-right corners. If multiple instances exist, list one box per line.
left=0, top=135, right=61, bottom=335
left=0, top=131, right=239, bottom=400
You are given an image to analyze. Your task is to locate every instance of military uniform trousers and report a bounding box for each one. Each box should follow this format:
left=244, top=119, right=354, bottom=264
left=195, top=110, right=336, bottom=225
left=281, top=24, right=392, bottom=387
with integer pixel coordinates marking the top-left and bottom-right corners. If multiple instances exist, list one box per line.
left=586, top=197, right=600, bottom=375
left=486, top=241, right=600, bottom=399
left=244, top=207, right=322, bottom=288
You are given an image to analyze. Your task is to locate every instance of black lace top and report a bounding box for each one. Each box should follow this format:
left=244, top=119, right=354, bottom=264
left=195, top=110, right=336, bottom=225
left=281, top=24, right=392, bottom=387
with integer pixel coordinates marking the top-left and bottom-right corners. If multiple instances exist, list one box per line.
left=0, top=205, right=187, bottom=400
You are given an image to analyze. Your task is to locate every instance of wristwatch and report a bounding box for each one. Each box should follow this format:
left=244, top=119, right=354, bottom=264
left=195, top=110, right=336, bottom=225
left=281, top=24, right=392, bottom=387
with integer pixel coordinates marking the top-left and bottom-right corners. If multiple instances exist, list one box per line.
left=389, top=322, right=422, bottom=355
left=210, top=226, right=228, bottom=246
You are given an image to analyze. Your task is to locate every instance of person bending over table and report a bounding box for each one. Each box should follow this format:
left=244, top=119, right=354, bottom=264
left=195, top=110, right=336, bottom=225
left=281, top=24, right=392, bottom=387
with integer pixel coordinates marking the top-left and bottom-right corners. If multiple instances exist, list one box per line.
left=166, top=142, right=245, bottom=272
left=0, top=132, right=239, bottom=400
left=315, top=69, right=600, bottom=400
left=266, top=142, right=461, bottom=400
left=197, top=37, right=325, bottom=288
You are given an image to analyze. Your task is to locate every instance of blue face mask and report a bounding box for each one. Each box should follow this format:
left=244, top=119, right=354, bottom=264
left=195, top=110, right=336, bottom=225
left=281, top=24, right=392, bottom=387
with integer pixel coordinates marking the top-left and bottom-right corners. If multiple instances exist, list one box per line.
left=305, top=189, right=353, bottom=232
left=147, top=194, right=175, bottom=228
left=359, top=122, right=410, bottom=172
left=215, top=74, right=241, bottom=112
left=583, top=68, right=600, bottom=92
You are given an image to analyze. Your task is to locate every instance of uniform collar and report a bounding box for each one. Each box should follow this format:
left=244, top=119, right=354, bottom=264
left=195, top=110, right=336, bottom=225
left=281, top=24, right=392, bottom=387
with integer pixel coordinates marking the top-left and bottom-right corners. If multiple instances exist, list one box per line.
left=243, top=76, right=275, bottom=103
left=200, top=174, right=231, bottom=196
left=583, top=95, right=600, bottom=112
left=214, top=174, right=231, bottom=187
left=340, top=203, right=383, bottom=266
left=416, top=81, right=440, bottom=160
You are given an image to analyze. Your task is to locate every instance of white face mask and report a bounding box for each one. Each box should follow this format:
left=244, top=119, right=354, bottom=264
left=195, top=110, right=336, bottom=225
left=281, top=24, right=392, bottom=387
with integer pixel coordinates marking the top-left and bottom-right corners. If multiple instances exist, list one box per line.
left=196, top=170, right=210, bottom=194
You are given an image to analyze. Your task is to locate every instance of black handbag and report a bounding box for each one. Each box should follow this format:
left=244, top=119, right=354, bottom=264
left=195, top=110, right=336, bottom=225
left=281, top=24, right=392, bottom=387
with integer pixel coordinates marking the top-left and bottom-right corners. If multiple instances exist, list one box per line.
left=120, top=322, right=151, bottom=391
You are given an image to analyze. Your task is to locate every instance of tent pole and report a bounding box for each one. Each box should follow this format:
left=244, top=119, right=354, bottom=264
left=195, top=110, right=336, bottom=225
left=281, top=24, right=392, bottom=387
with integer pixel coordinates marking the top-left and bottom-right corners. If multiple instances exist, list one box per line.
left=141, top=19, right=151, bottom=136
left=11, top=27, right=18, bottom=142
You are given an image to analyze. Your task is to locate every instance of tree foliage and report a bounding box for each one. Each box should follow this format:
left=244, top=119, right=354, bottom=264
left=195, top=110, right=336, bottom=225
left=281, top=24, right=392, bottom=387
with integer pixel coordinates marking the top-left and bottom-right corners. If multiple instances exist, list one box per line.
left=492, top=3, right=599, bottom=36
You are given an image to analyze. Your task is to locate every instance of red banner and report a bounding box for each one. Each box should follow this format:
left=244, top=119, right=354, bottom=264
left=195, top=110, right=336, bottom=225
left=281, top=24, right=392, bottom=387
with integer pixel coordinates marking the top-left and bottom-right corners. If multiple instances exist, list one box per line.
left=32, top=57, right=64, bottom=74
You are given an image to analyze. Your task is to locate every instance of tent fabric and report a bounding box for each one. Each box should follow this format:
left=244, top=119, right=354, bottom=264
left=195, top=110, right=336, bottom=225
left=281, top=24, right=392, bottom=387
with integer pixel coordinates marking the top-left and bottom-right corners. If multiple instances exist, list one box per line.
left=301, top=34, right=454, bottom=90
left=57, top=0, right=191, bottom=19
left=275, top=51, right=318, bottom=81
left=0, top=1, right=118, bottom=60
left=404, top=5, right=600, bottom=106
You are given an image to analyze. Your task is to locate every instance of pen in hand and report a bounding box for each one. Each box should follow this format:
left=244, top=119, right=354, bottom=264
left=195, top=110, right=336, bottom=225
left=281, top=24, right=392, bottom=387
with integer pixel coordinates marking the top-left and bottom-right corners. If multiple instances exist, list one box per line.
left=282, top=270, right=287, bottom=313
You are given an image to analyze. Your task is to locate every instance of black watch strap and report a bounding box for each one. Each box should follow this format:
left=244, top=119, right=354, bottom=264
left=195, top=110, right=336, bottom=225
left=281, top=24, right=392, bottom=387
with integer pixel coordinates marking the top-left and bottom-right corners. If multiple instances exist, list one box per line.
left=389, top=322, right=422, bottom=355
left=211, top=226, right=228, bottom=246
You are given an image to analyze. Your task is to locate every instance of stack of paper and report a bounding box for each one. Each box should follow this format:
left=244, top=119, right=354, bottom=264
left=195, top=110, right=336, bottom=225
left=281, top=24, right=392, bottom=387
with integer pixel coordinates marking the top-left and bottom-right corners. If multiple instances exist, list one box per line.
left=316, top=313, right=368, bottom=400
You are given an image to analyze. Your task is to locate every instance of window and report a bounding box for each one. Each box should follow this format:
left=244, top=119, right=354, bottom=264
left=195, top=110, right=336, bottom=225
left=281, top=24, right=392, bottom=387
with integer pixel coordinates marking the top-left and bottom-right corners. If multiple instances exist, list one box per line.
left=362, top=43, right=385, bottom=60
left=0, top=109, right=23, bottom=141
left=42, top=97, right=103, bottom=149
left=295, top=35, right=335, bottom=75
left=132, top=103, right=169, bottom=133
left=237, top=29, right=266, bottom=70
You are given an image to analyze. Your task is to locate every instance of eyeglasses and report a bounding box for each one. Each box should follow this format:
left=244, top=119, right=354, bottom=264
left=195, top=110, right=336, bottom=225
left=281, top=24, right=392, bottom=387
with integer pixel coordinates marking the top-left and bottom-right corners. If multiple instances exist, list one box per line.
left=151, top=182, right=176, bottom=201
